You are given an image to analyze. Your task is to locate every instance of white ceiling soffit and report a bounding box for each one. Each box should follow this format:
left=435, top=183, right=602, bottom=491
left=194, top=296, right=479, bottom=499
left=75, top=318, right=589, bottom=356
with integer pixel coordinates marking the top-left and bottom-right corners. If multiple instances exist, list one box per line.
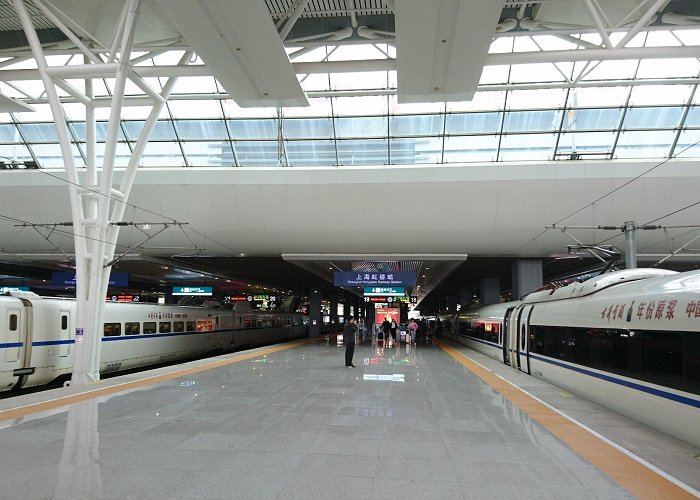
left=0, top=94, right=34, bottom=112
left=395, top=0, right=505, bottom=103
left=155, top=0, right=308, bottom=108
left=534, top=0, right=644, bottom=27
left=48, top=0, right=178, bottom=46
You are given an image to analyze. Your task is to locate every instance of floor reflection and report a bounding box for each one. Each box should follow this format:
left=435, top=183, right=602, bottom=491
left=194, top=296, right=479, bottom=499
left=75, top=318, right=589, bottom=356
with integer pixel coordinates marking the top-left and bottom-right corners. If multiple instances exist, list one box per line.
left=53, top=399, right=102, bottom=500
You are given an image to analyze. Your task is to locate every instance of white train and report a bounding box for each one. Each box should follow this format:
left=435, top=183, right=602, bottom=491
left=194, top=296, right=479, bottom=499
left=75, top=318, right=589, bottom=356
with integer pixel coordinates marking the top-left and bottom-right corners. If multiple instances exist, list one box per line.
left=0, top=292, right=306, bottom=392
left=447, top=268, right=700, bottom=449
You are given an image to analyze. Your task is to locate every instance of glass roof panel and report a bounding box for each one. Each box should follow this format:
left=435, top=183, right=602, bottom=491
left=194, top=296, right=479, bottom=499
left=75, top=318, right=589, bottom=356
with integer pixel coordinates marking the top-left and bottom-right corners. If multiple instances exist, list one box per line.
left=335, top=116, right=387, bottom=138
left=673, top=129, right=700, bottom=158
left=581, top=60, right=639, bottom=81
left=298, top=73, right=332, bottom=92
left=390, top=137, right=442, bottom=164
left=557, top=131, right=616, bottom=157
left=233, top=140, right=279, bottom=166
left=0, top=143, right=33, bottom=163
left=221, top=100, right=277, bottom=119
left=499, top=133, right=557, bottom=161
left=70, top=121, right=127, bottom=142
left=509, top=63, right=569, bottom=83
left=390, top=114, right=443, bottom=137
left=562, top=108, right=622, bottom=130
left=285, top=140, right=336, bottom=166
left=119, top=105, right=169, bottom=120
left=337, top=138, right=388, bottom=165
left=443, top=135, right=498, bottom=163
left=683, top=105, right=700, bottom=127
left=181, top=141, right=234, bottom=166
left=445, top=112, right=501, bottom=134
left=568, top=86, right=631, bottom=107
left=169, top=77, right=219, bottom=95
left=672, top=29, right=700, bottom=46
left=30, top=143, right=83, bottom=168
left=636, top=58, right=700, bottom=79
left=227, top=119, right=277, bottom=140
left=330, top=71, right=389, bottom=90
left=139, top=141, right=186, bottom=167
left=479, top=65, right=510, bottom=85
left=333, top=95, right=388, bottom=116
left=168, top=99, right=224, bottom=119
left=284, top=117, right=334, bottom=139
left=13, top=103, right=54, bottom=122
left=446, top=91, right=506, bottom=112
left=615, top=130, right=676, bottom=158
left=0, top=123, right=21, bottom=142
left=86, top=142, right=133, bottom=167
left=506, top=89, right=567, bottom=110
left=622, top=107, right=684, bottom=130
left=503, top=110, right=563, bottom=132
left=389, top=97, right=444, bottom=115
left=283, top=97, right=332, bottom=118
left=175, top=120, right=228, bottom=140
left=628, top=85, right=693, bottom=105
left=123, top=120, right=177, bottom=141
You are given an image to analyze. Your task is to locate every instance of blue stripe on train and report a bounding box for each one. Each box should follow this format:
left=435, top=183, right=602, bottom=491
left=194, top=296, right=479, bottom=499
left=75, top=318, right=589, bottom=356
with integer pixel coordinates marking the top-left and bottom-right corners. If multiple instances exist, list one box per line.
left=457, top=333, right=700, bottom=409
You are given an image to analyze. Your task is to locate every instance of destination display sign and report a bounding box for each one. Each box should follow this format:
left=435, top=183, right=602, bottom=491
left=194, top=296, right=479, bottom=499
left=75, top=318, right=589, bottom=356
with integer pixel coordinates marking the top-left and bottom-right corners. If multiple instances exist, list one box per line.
left=172, top=286, right=213, bottom=296
left=0, top=286, right=30, bottom=293
left=335, top=272, right=416, bottom=287
left=364, top=287, right=405, bottom=296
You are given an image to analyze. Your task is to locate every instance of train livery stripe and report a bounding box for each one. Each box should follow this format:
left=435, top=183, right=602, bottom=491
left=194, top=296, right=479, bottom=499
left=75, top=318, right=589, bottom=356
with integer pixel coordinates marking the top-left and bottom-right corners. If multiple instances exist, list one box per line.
left=0, top=342, right=22, bottom=348
left=527, top=352, right=700, bottom=409
left=436, top=339, right=698, bottom=500
left=457, top=334, right=700, bottom=409
left=0, top=337, right=321, bottom=422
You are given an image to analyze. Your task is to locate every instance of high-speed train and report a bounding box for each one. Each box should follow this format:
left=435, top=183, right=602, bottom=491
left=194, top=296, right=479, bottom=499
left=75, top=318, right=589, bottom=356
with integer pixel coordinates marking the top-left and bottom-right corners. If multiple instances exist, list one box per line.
left=447, top=268, right=700, bottom=448
left=0, top=292, right=306, bottom=392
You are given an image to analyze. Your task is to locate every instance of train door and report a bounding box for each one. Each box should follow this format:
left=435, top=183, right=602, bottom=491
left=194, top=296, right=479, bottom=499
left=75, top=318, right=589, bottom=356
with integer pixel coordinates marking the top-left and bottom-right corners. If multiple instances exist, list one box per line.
left=502, top=307, right=514, bottom=365
left=3, top=308, right=22, bottom=364
left=511, top=306, right=524, bottom=370
left=516, top=305, right=534, bottom=375
left=58, top=310, right=71, bottom=357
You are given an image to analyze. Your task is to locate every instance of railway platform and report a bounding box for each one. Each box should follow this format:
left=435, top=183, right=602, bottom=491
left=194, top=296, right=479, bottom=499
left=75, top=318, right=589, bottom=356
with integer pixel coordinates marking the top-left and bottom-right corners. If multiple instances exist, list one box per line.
left=0, top=335, right=698, bottom=500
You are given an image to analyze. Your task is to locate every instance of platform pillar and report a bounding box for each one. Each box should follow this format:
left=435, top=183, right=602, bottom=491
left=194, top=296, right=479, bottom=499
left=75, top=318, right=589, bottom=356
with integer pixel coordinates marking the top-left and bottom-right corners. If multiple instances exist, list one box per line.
left=480, top=278, right=500, bottom=305
left=512, top=260, right=542, bottom=300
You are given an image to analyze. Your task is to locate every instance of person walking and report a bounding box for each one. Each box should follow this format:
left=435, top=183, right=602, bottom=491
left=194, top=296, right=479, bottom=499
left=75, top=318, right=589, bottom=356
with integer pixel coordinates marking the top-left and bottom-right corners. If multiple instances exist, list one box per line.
left=343, top=316, right=357, bottom=367
left=407, top=319, right=418, bottom=345
left=381, top=317, right=391, bottom=345
left=390, top=318, right=398, bottom=346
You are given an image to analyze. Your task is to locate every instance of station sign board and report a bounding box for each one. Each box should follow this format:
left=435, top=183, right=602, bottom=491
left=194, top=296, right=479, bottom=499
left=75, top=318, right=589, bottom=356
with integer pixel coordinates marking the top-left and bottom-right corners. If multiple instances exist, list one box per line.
left=52, top=271, right=129, bottom=287
left=172, top=286, right=213, bottom=296
left=334, top=272, right=416, bottom=286
left=364, top=287, right=405, bottom=296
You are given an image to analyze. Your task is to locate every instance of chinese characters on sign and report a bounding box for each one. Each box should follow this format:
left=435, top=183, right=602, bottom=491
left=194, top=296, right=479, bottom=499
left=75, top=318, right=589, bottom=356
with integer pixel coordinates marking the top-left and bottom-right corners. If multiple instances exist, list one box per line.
left=600, top=299, right=681, bottom=322
left=334, top=272, right=416, bottom=286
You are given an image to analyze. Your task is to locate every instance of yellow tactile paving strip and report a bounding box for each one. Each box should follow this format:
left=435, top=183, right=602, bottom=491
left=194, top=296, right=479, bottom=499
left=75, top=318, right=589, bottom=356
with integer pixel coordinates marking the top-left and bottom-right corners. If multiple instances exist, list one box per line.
left=0, top=337, right=318, bottom=422
left=436, top=339, right=696, bottom=500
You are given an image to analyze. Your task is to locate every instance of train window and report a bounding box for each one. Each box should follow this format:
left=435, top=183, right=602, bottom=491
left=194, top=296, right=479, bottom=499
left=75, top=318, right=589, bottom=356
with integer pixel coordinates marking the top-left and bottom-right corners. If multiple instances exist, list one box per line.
left=684, top=334, right=700, bottom=395
left=143, top=322, right=156, bottom=334
left=173, top=321, right=184, bottom=332
left=9, top=314, right=17, bottom=331
left=104, top=323, right=121, bottom=337
left=125, top=322, right=140, bottom=335
left=186, top=321, right=195, bottom=332
left=641, top=331, right=683, bottom=388
left=159, top=322, right=171, bottom=333
left=61, top=316, right=68, bottom=330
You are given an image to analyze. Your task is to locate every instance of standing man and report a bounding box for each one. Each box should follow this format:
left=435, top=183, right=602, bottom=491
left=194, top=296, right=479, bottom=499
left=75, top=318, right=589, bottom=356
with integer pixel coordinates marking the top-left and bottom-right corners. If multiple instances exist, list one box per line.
left=343, top=316, right=357, bottom=367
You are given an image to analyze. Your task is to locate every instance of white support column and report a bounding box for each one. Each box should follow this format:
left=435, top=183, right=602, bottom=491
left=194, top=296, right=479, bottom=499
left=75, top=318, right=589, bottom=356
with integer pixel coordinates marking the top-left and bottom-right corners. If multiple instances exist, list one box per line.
left=13, top=0, right=179, bottom=386
left=615, top=0, right=668, bottom=49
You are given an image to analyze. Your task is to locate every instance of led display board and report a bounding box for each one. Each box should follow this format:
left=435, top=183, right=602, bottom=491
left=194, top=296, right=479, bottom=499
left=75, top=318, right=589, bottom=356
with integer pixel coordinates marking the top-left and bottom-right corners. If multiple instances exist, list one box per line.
left=364, top=287, right=405, bottom=296
left=172, top=286, right=213, bottom=296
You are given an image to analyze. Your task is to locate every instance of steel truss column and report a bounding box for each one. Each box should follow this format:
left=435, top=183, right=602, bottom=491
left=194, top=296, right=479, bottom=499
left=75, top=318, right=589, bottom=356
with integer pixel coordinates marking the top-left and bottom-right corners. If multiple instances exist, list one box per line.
left=13, top=0, right=187, bottom=386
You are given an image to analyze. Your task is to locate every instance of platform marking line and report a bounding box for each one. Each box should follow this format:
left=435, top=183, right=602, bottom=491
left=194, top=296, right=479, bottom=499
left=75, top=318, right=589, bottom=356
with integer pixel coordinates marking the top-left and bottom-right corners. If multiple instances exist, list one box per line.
left=436, top=339, right=699, bottom=500
left=0, top=337, right=319, bottom=422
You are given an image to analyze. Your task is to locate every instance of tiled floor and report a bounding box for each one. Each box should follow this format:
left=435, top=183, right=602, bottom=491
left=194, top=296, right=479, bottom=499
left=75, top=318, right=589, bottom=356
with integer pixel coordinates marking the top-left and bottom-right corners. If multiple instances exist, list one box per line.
left=0, top=336, right=696, bottom=499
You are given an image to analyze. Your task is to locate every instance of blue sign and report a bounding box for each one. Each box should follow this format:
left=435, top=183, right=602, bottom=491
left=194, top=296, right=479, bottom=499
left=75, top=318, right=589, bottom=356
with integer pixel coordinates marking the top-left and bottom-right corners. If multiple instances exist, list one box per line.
left=172, top=286, right=213, bottom=296
left=0, top=286, right=30, bottom=293
left=52, top=271, right=129, bottom=287
left=334, top=272, right=416, bottom=286
left=364, top=287, right=405, bottom=296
